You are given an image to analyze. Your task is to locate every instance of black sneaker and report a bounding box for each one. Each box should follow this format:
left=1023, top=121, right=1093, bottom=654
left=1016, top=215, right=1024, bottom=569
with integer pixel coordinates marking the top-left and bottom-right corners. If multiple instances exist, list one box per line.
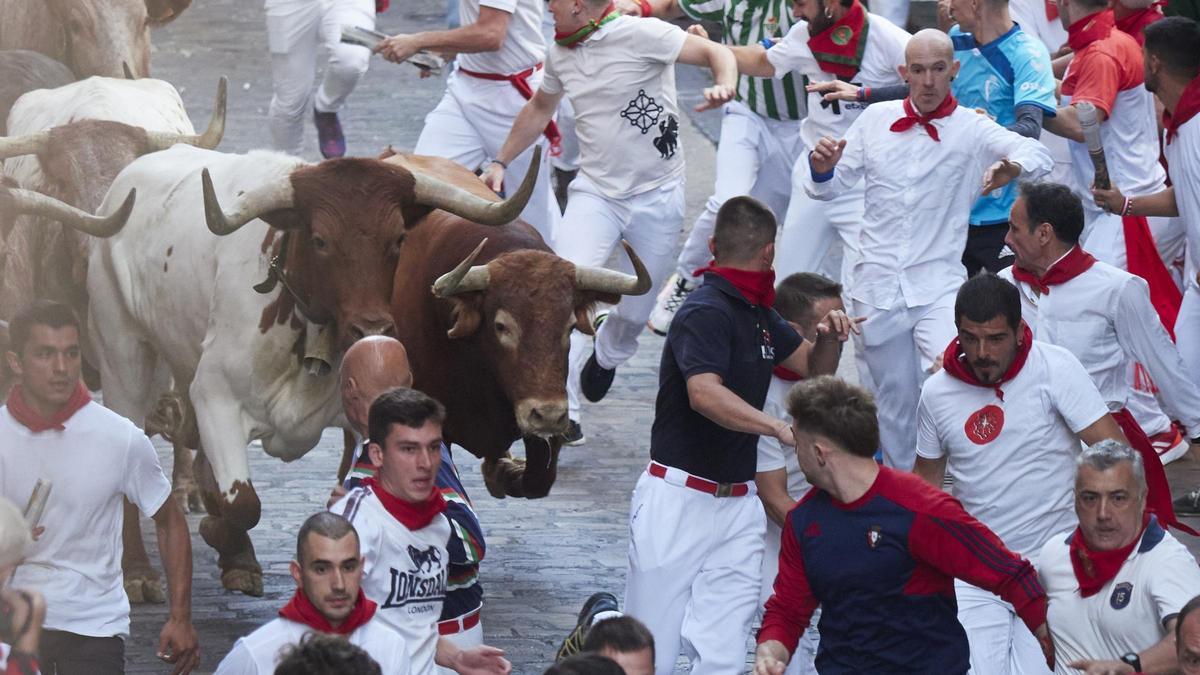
left=313, top=110, right=346, bottom=159
left=556, top=592, right=620, bottom=662
left=1174, top=488, right=1200, bottom=516
left=581, top=353, right=616, bottom=403
left=561, top=419, right=586, bottom=446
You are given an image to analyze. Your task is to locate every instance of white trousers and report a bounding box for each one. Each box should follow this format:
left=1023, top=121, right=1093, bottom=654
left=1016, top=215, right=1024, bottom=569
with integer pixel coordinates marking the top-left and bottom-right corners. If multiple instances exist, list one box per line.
left=675, top=101, right=803, bottom=280
left=957, top=581, right=1052, bottom=675
left=1177, top=278, right=1200, bottom=386
left=558, top=175, right=686, bottom=419
left=624, top=471, right=766, bottom=675
left=776, top=167, right=864, bottom=284
left=435, top=619, right=483, bottom=675
left=414, top=69, right=561, bottom=242
left=760, top=520, right=819, bottom=675
left=852, top=293, right=958, bottom=470
left=266, top=0, right=374, bottom=156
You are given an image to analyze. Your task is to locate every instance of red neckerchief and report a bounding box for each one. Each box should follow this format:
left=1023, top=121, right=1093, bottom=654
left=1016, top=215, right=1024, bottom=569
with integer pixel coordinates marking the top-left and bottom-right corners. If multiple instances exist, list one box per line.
left=807, top=0, right=870, bottom=79
left=5, top=383, right=91, bottom=433
left=1113, top=2, right=1162, bottom=44
left=1165, top=76, right=1200, bottom=145
left=1045, top=0, right=1058, bottom=21
left=362, top=476, right=447, bottom=530
left=941, top=324, right=1033, bottom=401
left=889, top=94, right=958, bottom=142
left=554, top=5, right=617, bottom=48
left=694, top=264, right=776, bottom=307
left=1010, top=245, right=1096, bottom=295
left=278, top=587, right=377, bottom=636
left=1069, top=511, right=1151, bottom=597
left=1067, top=10, right=1115, bottom=51
left=772, top=366, right=803, bottom=381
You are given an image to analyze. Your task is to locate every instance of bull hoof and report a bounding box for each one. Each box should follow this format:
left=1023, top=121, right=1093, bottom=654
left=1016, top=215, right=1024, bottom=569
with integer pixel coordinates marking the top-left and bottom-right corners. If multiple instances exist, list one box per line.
left=221, top=568, right=264, bottom=597
left=482, top=457, right=527, bottom=499
left=124, top=572, right=166, bottom=604
left=173, top=480, right=203, bottom=514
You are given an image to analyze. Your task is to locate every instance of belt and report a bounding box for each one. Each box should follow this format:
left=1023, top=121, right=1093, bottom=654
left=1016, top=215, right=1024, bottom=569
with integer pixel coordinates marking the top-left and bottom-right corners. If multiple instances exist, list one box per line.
left=457, top=63, right=561, bottom=156
left=437, top=606, right=481, bottom=636
left=648, top=461, right=752, bottom=498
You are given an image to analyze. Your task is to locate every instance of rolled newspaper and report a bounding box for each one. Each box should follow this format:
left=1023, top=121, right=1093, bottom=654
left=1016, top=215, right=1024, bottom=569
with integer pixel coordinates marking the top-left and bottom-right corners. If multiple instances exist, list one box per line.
left=23, top=478, right=51, bottom=530
left=1077, top=102, right=1110, bottom=190
left=340, top=26, right=446, bottom=74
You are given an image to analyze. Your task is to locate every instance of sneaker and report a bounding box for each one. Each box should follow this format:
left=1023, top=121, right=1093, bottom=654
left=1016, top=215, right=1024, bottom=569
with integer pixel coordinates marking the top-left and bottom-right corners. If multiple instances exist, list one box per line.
left=556, top=592, right=620, bottom=662
left=1175, top=488, right=1200, bottom=516
left=647, top=273, right=696, bottom=336
left=581, top=352, right=616, bottom=403
left=561, top=419, right=586, bottom=446
left=313, top=110, right=346, bottom=159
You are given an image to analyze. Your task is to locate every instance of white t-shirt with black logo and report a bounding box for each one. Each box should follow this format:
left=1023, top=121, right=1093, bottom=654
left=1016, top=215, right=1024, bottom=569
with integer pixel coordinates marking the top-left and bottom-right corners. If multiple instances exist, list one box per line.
left=333, top=487, right=451, bottom=675
left=541, top=15, right=687, bottom=199
left=214, top=616, right=411, bottom=674
left=916, top=342, right=1110, bottom=558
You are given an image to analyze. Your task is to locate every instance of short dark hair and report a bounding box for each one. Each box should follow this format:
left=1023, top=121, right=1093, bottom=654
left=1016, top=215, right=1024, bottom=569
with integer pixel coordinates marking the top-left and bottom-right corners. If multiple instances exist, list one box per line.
left=7, top=300, right=80, bottom=356
left=543, top=653, right=626, bottom=675
left=366, top=387, right=446, bottom=447
left=786, top=376, right=879, bottom=458
left=774, top=273, right=843, bottom=325
left=582, top=616, right=656, bottom=663
left=1179, top=595, right=1200, bottom=643
left=712, top=196, right=777, bottom=264
left=273, top=633, right=381, bottom=675
left=296, top=512, right=358, bottom=565
left=1145, top=17, right=1200, bottom=77
left=955, top=273, right=1022, bottom=332
left=1018, top=181, right=1084, bottom=245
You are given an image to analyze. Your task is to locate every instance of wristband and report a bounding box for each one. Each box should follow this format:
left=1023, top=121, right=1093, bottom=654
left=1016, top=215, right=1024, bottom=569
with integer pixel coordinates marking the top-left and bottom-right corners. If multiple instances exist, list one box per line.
left=490, top=158, right=508, bottom=169
left=856, top=86, right=869, bottom=102
left=1122, top=197, right=1134, bottom=216
left=760, top=37, right=775, bottom=49
left=638, top=0, right=652, bottom=16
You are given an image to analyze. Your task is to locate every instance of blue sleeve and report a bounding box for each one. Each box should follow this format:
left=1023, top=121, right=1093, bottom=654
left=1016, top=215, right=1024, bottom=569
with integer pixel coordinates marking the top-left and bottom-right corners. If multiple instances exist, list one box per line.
left=767, top=308, right=805, bottom=365
left=669, top=304, right=735, bottom=381
left=1008, top=37, right=1057, bottom=116
left=438, top=446, right=486, bottom=565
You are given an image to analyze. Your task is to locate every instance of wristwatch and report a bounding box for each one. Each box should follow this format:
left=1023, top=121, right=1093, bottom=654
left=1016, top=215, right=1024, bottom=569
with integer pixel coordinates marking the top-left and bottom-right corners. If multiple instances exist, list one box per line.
left=1120, top=652, right=1142, bottom=672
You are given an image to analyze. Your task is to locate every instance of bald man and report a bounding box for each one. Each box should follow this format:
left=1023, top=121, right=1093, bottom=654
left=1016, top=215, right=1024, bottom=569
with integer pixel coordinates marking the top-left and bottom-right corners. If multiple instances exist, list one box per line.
left=803, top=29, right=1052, bottom=471
left=329, top=337, right=488, bottom=674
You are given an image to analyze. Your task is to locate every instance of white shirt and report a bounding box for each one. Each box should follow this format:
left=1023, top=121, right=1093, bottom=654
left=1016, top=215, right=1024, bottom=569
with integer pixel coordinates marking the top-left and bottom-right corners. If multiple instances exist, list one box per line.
left=541, top=16, right=687, bottom=199
left=756, top=376, right=810, bottom=500
left=214, top=616, right=411, bottom=674
left=1039, top=522, right=1200, bottom=674
left=766, top=14, right=910, bottom=151
left=916, top=342, right=1110, bottom=558
left=0, top=402, right=171, bottom=638
left=803, top=101, right=1053, bottom=309
left=457, top=0, right=546, bottom=75
left=333, top=486, right=452, bottom=675
left=1165, top=116, right=1200, bottom=276
left=1001, top=260, right=1200, bottom=435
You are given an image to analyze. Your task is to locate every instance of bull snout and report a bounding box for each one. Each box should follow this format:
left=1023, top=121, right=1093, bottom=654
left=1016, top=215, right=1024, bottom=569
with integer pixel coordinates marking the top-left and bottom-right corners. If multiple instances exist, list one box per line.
left=348, top=315, right=397, bottom=341
left=515, top=399, right=569, bottom=437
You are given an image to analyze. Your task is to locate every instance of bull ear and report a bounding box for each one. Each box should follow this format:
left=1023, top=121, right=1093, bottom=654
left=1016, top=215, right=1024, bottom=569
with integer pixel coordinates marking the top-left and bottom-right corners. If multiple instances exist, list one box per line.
left=573, top=294, right=619, bottom=335
left=446, top=298, right=482, bottom=339
left=145, top=0, right=191, bottom=25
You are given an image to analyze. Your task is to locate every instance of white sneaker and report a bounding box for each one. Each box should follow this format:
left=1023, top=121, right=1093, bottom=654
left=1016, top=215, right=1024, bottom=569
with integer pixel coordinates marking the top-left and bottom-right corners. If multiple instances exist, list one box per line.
left=647, top=273, right=697, bottom=336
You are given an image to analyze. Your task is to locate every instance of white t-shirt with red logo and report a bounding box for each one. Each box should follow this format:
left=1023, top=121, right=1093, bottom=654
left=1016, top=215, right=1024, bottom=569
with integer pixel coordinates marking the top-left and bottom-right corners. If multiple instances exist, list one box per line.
left=332, top=487, right=452, bottom=675
left=916, top=341, right=1110, bottom=558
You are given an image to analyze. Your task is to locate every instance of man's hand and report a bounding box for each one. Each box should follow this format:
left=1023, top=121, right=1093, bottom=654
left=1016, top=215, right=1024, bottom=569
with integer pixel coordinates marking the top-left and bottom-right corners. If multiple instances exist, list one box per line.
left=375, top=33, right=423, bottom=64
left=1092, top=184, right=1127, bottom=214
left=480, top=162, right=506, bottom=194
left=615, top=0, right=644, bottom=14
left=1035, top=623, right=1056, bottom=671
left=816, top=311, right=865, bottom=343
left=754, top=641, right=791, bottom=675
left=1, top=589, right=45, bottom=655
left=30, top=525, right=43, bottom=541
left=326, top=484, right=347, bottom=510
left=453, top=645, right=512, bottom=675
left=982, top=159, right=1022, bottom=195
left=774, top=421, right=796, bottom=448
left=1067, top=659, right=1133, bottom=675
left=157, top=616, right=200, bottom=675
left=807, top=79, right=860, bottom=103
left=696, top=83, right=736, bottom=111
left=686, top=23, right=710, bottom=38
left=810, top=136, right=846, bottom=175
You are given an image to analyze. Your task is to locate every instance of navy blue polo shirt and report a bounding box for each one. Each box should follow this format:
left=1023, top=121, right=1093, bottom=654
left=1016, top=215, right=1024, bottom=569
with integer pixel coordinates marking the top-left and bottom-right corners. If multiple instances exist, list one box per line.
left=650, top=272, right=804, bottom=484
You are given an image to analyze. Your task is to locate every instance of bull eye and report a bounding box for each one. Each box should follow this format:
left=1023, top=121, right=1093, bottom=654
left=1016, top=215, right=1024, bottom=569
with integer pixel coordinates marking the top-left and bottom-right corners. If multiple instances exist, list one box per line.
left=494, top=321, right=507, bottom=334
left=312, top=235, right=327, bottom=251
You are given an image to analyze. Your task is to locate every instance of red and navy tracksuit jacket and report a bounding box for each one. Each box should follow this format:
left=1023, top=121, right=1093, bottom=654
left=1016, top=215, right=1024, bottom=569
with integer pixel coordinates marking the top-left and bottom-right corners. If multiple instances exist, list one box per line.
left=758, top=468, right=1048, bottom=674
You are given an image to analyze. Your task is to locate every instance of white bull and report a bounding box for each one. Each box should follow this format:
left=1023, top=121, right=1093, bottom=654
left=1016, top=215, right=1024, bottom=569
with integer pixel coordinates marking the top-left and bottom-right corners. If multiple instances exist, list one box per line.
left=87, top=143, right=540, bottom=595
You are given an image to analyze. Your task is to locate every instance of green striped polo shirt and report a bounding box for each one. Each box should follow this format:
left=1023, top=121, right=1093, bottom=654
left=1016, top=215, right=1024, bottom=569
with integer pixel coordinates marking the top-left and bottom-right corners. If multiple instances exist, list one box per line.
left=678, top=0, right=806, bottom=120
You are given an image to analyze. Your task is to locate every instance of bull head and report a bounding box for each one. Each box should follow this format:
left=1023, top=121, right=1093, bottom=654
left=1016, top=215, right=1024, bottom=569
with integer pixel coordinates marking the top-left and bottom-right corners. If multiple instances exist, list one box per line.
left=0, top=186, right=136, bottom=237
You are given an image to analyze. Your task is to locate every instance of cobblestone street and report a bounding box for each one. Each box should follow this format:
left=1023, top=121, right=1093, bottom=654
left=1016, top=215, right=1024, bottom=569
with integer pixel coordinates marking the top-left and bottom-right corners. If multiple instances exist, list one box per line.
left=108, top=1, right=1200, bottom=672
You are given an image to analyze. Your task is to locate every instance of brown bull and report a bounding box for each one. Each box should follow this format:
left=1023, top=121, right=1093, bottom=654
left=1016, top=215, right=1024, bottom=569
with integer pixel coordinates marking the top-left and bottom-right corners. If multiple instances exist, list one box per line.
left=385, top=154, right=650, bottom=499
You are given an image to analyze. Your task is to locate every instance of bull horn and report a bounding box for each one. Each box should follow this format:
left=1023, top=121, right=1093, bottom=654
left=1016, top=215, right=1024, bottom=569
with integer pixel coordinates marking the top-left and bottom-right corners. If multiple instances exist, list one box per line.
left=411, top=146, right=541, bottom=227
left=122, top=61, right=135, bottom=79
left=7, top=186, right=136, bottom=237
left=201, top=166, right=295, bottom=236
left=144, top=76, right=228, bottom=151
left=432, top=238, right=491, bottom=297
left=575, top=240, right=652, bottom=296
left=0, top=131, right=50, bottom=160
